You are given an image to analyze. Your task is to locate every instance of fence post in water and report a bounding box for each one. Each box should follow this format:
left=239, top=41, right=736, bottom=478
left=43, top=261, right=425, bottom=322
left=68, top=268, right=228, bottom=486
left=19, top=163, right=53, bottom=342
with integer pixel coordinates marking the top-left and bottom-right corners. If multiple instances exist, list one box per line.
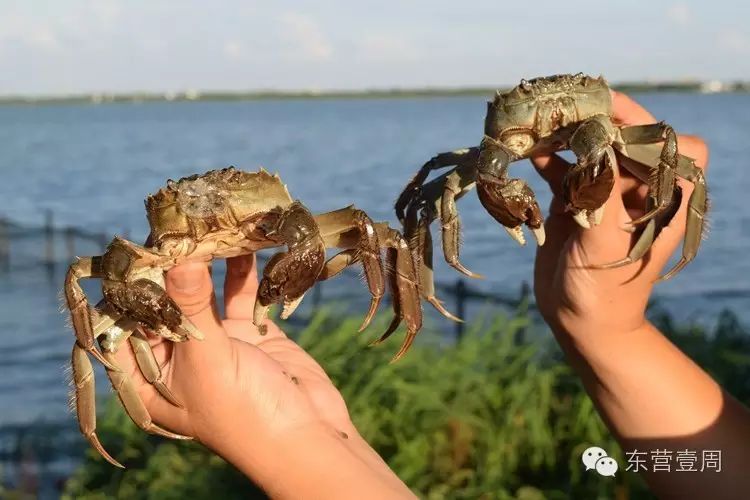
left=514, top=281, right=531, bottom=345
left=0, top=218, right=8, bottom=272
left=44, top=210, right=55, bottom=279
left=65, top=227, right=76, bottom=261
left=455, top=279, right=466, bottom=342
left=312, top=282, right=322, bottom=309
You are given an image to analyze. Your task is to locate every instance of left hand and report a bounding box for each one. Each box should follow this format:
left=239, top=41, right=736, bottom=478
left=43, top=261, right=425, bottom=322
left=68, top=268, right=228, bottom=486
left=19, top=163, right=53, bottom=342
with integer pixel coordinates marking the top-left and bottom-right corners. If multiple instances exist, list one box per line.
left=111, top=254, right=414, bottom=499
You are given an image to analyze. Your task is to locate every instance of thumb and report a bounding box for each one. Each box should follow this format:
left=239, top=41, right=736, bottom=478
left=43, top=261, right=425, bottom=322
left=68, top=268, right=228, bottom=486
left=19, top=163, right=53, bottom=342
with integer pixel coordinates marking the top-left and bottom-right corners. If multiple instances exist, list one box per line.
left=166, top=261, right=231, bottom=362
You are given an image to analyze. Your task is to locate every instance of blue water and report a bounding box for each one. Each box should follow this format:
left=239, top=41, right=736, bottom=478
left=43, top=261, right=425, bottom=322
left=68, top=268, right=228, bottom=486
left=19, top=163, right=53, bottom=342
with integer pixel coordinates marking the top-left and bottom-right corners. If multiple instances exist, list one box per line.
left=0, top=94, right=748, bottom=435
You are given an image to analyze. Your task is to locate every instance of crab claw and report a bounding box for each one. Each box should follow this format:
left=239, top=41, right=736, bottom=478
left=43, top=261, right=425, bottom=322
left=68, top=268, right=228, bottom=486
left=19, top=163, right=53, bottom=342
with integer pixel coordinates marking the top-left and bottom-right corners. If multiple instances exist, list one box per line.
left=572, top=204, right=606, bottom=229
left=257, top=240, right=325, bottom=326
left=280, top=294, right=305, bottom=320
left=476, top=174, right=546, bottom=246
left=564, top=151, right=615, bottom=229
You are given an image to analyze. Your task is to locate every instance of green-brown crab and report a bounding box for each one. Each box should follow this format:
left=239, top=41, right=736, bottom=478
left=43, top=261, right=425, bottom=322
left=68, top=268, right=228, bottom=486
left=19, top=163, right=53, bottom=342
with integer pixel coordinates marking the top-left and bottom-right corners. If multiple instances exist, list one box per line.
left=395, top=73, right=706, bottom=314
left=65, top=167, right=421, bottom=467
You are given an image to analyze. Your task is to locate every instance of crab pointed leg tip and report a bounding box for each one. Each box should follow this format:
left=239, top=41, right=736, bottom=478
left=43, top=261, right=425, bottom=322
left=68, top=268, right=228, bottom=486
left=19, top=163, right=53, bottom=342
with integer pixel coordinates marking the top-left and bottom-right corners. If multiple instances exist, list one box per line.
left=656, top=262, right=685, bottom=283
left=154, top=382, right=185, bottom=408
left=152, top=423, right=193, bottom=440
left=358, top=298, right=381, bottom=332
left=180, top=317, right=204, bottom=340
left=451, top=261, right=484, bottom=280
left=390, top=346, right=410, bottom=364
left=592, top=257, right=632, bottom=270
left=572, top=211, right=592, bottom=229
left=427, top=297, right=463, bottom=323
left=531, top=226, right=546, bottom=246
left=89, top=434, right=125, bottom=468
left=90, top=349, right=121, bottom=372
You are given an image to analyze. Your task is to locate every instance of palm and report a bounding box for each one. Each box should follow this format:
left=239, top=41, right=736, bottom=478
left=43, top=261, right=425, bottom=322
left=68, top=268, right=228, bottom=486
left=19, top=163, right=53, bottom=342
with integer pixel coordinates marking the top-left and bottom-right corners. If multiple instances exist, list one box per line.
left=531, top=92, right=708, bottom=335
left=112, top=256, right=355, bottom=454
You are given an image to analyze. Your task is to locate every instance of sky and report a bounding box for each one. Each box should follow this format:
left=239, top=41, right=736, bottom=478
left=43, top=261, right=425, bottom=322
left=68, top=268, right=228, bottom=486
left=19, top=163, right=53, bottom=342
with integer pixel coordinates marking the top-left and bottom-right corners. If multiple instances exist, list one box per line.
left=1, top=0, right=748, bottom=96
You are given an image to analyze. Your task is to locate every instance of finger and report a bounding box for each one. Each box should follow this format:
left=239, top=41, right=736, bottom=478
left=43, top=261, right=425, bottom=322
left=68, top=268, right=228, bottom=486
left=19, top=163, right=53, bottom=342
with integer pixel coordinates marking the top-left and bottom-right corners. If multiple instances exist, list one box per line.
left=611, top=91, right=656, bottom=125
left=678, top=135, right=710, bottom=171
left=530, top=152, right=572, bottom=203
left=166, top=262, right=230, bottom=359
left=224, top=254, right=259, bottom=320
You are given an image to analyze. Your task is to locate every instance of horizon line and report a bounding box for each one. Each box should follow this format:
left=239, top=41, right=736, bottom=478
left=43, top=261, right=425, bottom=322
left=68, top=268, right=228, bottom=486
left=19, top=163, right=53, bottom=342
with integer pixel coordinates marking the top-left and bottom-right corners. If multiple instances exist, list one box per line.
left=2, top=79, right=748, bottom=104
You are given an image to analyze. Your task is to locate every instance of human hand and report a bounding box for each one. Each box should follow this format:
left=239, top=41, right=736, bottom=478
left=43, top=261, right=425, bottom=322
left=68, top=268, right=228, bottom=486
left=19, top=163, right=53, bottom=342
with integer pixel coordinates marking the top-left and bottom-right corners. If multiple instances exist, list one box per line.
left=111, top=254, right=413, bottom=499
left=530, top=91, right=709, bottom=340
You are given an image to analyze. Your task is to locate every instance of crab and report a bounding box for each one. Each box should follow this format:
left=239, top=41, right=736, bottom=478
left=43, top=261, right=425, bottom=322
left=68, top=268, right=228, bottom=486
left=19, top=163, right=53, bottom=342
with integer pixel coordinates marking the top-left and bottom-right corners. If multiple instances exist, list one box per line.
left=65, top=167, right=422, bottom=467
left=395, top=73, right=707, bottom=313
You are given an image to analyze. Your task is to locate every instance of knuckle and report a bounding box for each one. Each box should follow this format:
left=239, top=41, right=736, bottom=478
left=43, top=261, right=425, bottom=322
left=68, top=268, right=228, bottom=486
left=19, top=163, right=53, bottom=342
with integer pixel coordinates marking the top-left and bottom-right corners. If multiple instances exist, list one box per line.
left=679, top=135, right=709, bottom=169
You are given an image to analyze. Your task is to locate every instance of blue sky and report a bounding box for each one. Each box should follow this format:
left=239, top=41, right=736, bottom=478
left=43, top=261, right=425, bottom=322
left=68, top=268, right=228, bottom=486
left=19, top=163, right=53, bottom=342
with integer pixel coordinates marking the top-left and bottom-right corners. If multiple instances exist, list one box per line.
left=1, top=0, right=748, bottom=95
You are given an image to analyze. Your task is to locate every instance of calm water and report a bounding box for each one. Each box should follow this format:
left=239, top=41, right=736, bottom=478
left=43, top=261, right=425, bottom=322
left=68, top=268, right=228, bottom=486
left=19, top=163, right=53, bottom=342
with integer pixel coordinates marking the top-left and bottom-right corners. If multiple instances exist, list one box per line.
left=0, top=94, right=748, bottom=434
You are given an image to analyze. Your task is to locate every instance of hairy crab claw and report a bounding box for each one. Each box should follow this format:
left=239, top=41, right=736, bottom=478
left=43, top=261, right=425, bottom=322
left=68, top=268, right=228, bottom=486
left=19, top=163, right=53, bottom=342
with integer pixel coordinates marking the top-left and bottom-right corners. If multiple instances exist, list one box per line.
left=476, top=176, right=546, bottom=247
left=503, top=224, right=546, bottom=247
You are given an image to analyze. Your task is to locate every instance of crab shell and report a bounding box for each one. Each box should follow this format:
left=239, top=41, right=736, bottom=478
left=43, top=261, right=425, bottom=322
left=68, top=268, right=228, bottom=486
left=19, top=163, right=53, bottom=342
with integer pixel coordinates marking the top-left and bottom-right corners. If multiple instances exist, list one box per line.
left=485, top=74, right=613, bottom=157
left=144, top=167, right=296, bottom=258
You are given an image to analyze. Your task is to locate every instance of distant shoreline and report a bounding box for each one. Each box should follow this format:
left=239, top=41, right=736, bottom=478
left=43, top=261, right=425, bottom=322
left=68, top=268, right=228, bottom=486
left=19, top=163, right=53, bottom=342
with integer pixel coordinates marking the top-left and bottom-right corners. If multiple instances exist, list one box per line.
left=2, top=81, right=748, bottom=106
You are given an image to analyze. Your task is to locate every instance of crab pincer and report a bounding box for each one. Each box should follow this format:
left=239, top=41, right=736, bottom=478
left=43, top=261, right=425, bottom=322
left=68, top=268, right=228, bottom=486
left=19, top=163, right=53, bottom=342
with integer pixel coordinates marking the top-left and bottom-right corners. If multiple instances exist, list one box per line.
left=252, top=201, right=327, bottom=332
left=475, top=136, right=546, bottom=246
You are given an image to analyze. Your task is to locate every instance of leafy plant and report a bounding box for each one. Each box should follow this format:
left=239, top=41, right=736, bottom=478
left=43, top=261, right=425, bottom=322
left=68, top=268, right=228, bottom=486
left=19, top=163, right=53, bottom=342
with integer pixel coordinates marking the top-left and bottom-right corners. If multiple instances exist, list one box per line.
left=62, top=307, right=748, bottom=499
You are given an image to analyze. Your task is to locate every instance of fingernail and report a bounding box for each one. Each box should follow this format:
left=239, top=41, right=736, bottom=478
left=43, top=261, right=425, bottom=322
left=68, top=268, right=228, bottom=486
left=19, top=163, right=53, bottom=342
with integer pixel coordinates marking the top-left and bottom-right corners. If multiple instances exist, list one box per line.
left=228, top=254, right=254, bottom=276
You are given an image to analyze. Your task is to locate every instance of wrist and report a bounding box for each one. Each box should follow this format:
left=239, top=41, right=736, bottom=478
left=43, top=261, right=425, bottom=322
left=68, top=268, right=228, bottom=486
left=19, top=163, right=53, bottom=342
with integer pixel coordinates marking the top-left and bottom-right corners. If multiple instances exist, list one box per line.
left=214, top=421, right=413, bottom=499
left=545, top=302, right=648, bottom=346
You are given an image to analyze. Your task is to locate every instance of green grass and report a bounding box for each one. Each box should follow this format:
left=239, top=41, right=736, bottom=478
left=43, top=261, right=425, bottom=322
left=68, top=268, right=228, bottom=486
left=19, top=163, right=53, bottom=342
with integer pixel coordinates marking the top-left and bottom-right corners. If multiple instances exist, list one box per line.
left=62, top=308, right=749, bottom=499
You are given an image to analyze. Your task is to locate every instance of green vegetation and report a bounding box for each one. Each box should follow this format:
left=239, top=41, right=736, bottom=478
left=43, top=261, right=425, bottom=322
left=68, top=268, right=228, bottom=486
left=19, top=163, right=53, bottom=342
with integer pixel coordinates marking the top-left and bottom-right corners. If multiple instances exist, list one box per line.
left=62, top=308, right=749, bottom=499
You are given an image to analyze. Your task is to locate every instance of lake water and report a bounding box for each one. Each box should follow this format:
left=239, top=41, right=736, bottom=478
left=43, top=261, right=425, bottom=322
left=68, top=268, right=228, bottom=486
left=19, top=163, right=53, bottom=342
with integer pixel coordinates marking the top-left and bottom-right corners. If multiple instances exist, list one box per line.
left=0, top=94, right=748, bottom=451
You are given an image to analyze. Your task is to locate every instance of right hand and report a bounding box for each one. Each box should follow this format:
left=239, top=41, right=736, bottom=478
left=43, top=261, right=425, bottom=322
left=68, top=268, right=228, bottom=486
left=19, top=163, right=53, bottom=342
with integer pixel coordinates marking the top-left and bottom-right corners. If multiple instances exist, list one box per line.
left=530, top=91, right=709, bottom=339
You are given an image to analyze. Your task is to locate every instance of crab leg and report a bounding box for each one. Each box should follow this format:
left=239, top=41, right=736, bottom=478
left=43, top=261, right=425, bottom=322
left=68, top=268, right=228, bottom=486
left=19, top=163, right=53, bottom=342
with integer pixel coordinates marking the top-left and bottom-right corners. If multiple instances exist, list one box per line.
left=315, top=207, right=386, bottom=331
left=102, top=349, right=192, bottom=441
left=129, top=329, right=184, bottom=408
left=592, top=201, right=660, bottom=270
left=65, top=257, right=119, bottom=372
left=399, top=161, right=477, bottom=318
left=659, top=156, right=707, bottom=281
left=403, top=201, right=461, bottom=322
left=614, top=122, right=681, bottom=227
left=314, top=207, right=422, bottom=359
left=596, top=145, right=705, bottom=279
left=476, top=136, right=546, bottom=245
left=369, top=227, right=422, bottom=362
left=71, top=342, right=123, bottom=468
left=73, top=307, right=192, bottom=468
left=394, top=147, right=479, bottom=223
left=441, top=169, right=483, bottom=278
